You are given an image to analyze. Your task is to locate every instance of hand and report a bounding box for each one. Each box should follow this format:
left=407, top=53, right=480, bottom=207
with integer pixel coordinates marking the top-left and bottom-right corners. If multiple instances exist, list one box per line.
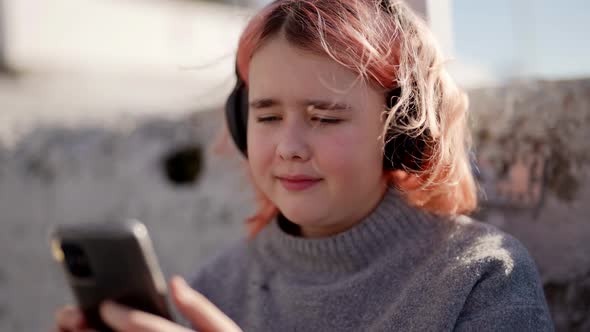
left=53, top=304, right=95, bottom=332
left=53, top=276, right=242, bottom=332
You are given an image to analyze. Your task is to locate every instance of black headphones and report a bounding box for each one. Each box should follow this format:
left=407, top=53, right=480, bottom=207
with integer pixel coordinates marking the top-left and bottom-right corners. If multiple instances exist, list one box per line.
left=224, top=1, right=427, bottom=172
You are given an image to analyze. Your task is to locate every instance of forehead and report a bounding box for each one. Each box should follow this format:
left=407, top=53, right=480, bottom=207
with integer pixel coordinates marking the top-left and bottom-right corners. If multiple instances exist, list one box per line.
left=248, top=35, right=383, bottom=104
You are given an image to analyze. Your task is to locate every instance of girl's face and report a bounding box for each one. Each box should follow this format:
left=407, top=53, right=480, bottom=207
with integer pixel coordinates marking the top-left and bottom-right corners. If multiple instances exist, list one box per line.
left=247, top=35, right=388, bottom=238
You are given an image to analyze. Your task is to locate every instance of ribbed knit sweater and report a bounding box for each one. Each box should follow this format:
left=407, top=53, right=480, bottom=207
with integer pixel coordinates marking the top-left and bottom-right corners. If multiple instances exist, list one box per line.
left=189, top=188, right=553, bottom=331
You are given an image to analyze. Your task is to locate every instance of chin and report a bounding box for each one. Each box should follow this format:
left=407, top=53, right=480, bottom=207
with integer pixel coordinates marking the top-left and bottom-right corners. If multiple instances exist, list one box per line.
left=278, top=203, right=326, bottom=226
left=267, top=183, right=331, bottom=223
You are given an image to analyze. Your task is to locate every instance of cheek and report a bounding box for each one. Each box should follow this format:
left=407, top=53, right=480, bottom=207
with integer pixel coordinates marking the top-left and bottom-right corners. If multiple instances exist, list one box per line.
left=247, top=130, right=274, bottom=176
left=315, top=127, right=383, bottom=176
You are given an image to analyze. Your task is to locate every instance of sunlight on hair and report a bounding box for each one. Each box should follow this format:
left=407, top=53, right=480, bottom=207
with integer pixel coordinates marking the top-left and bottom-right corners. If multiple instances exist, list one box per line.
left=227, top=0, right=478, bottom=236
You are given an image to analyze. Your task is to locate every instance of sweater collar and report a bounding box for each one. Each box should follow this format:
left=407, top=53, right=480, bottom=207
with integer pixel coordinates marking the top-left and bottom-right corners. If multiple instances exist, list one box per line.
left=255, top=187, right=443, bottom=277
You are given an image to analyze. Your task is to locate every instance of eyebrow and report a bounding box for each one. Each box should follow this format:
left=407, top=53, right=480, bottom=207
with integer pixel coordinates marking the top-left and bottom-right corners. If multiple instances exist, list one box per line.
left=249, top=98, right=352, bottom=111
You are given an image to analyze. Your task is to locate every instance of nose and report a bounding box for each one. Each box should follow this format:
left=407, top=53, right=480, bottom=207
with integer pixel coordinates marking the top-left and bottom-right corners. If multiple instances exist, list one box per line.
left=276, top=118, right=311, bottom=162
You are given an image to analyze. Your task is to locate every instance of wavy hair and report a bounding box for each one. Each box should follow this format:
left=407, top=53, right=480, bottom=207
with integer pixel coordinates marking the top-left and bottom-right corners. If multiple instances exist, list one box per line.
left=231, top=0, right=477, bottom=237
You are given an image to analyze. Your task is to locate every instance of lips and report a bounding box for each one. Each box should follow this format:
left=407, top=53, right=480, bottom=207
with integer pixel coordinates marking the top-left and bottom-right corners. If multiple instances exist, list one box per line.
left=276, top=175, right=322, bottom=191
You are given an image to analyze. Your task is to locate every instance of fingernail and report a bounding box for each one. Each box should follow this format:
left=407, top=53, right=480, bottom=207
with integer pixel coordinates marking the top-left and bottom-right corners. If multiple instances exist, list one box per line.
left=101, top=301, right=126, bottom=325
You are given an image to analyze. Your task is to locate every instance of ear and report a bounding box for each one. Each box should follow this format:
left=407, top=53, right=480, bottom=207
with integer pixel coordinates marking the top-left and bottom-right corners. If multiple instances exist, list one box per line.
left=389, top=169, right=429, bottom=207
left=389, top=169, right=422, bottom=191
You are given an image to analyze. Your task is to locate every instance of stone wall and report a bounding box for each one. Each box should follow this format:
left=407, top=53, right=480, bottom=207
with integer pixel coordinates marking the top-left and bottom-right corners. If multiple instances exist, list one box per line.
left=0, top=78, right=588, bottom=331
left=469, top=79, right=590, bottom=331
left=0, top=110, right=254, bottom=331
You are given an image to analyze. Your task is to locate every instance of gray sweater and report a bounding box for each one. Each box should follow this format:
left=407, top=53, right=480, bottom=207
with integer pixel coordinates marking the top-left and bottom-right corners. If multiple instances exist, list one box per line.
left=189, top=188, right=554, bottom=331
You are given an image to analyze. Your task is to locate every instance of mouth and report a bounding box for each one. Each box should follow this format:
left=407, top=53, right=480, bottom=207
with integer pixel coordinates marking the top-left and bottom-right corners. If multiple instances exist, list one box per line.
left=276, top=175, right=323, bottom=191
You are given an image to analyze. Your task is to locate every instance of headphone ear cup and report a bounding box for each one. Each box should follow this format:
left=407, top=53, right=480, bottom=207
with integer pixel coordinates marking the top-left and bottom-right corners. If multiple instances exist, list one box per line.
left=383, top=134, right=425, bottom=171
left=383, top=87, right=426, bottom=172
left=383, top=87, right=402, bottom=170
left=383, top=137, right=398, bottom=170
left=225, top=76, right=249, bottom=157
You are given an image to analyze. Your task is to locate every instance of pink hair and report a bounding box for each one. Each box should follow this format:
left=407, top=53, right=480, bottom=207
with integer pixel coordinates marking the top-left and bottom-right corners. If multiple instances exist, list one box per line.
left=232, top=0, right=478, bottom=237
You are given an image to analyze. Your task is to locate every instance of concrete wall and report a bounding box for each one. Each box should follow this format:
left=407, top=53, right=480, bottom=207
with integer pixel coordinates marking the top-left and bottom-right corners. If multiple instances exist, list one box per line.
left=469, top=79, right=590, bottom=331
left=1, top=77, right=588, bottom=330
left=0, top=109, right=253, bottom=330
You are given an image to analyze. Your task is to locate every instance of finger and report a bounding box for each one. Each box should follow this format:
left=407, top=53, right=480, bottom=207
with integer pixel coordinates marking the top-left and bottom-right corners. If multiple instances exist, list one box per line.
left=100, top=301, right=191, bottom=332
left=170, top=276, right=242, bottom=332
left=55, top=305, right=85, bottom=330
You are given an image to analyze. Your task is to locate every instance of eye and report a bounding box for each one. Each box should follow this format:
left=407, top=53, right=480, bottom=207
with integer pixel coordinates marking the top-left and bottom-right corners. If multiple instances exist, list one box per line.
left=311, top=117, right=342, bottom=124
left=256, top=116, right=281, bottom=123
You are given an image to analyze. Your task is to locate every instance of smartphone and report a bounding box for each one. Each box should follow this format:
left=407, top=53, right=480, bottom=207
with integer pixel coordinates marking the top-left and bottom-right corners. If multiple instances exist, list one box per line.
left=50, top=219, right=173, bottom=331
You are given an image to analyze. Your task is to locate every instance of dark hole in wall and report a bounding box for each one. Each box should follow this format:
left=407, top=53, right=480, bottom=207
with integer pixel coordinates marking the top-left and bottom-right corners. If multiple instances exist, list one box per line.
left=162, top=145, right=203, bottom=186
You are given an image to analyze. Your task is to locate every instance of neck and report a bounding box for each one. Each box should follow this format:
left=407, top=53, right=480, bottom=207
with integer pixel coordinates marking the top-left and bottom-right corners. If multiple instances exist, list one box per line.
left=287, top=181, right=387, bottom=238
left=298, top=184, right=388, bottom=238
left=255, top=186, right=443, bottom=276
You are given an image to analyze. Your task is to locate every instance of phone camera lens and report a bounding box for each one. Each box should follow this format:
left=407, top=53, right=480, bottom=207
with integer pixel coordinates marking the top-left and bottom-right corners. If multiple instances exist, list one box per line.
left=61, top=242, right=93, bottom=278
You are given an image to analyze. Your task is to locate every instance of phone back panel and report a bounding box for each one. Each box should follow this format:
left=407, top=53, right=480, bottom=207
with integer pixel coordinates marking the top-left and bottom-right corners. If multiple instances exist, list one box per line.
left=53, top=220, right=172, bottom=331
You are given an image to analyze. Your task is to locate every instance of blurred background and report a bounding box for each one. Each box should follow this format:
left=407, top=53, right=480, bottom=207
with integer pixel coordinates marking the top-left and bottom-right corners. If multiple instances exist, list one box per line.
left=0, top=0, right=588, bottom=331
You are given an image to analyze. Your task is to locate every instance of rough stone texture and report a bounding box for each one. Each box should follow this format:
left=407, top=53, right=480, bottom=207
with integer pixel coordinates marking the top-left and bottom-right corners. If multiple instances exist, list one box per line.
left=0, top=110, right=254, bottom=331
left=470, top=79, right=590, bottom=332
left=0, top=77, right=588, bottom=331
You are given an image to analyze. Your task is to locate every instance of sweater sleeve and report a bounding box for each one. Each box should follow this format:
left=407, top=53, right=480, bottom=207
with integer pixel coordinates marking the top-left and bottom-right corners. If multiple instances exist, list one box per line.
left=453, top=233, right=554, bottom=332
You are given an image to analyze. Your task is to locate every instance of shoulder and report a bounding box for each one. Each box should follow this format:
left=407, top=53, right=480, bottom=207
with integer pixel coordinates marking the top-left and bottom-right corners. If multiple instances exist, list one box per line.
left=442, top=215, right=553, bottom=329
left=420, top=214, right=546, bottom=299
left=444, top=215, right=536, bottom=271
left=443, top=215, right=543, bottom=294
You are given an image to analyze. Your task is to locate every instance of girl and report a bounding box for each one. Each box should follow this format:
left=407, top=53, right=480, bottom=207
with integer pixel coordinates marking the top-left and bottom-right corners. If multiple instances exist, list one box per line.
left=54, top=0, right=553, bottom=331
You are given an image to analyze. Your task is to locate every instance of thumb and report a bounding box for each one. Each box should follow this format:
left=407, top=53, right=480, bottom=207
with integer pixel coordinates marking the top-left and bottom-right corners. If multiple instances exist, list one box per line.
left=170, top=276, right=242, bottom=332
